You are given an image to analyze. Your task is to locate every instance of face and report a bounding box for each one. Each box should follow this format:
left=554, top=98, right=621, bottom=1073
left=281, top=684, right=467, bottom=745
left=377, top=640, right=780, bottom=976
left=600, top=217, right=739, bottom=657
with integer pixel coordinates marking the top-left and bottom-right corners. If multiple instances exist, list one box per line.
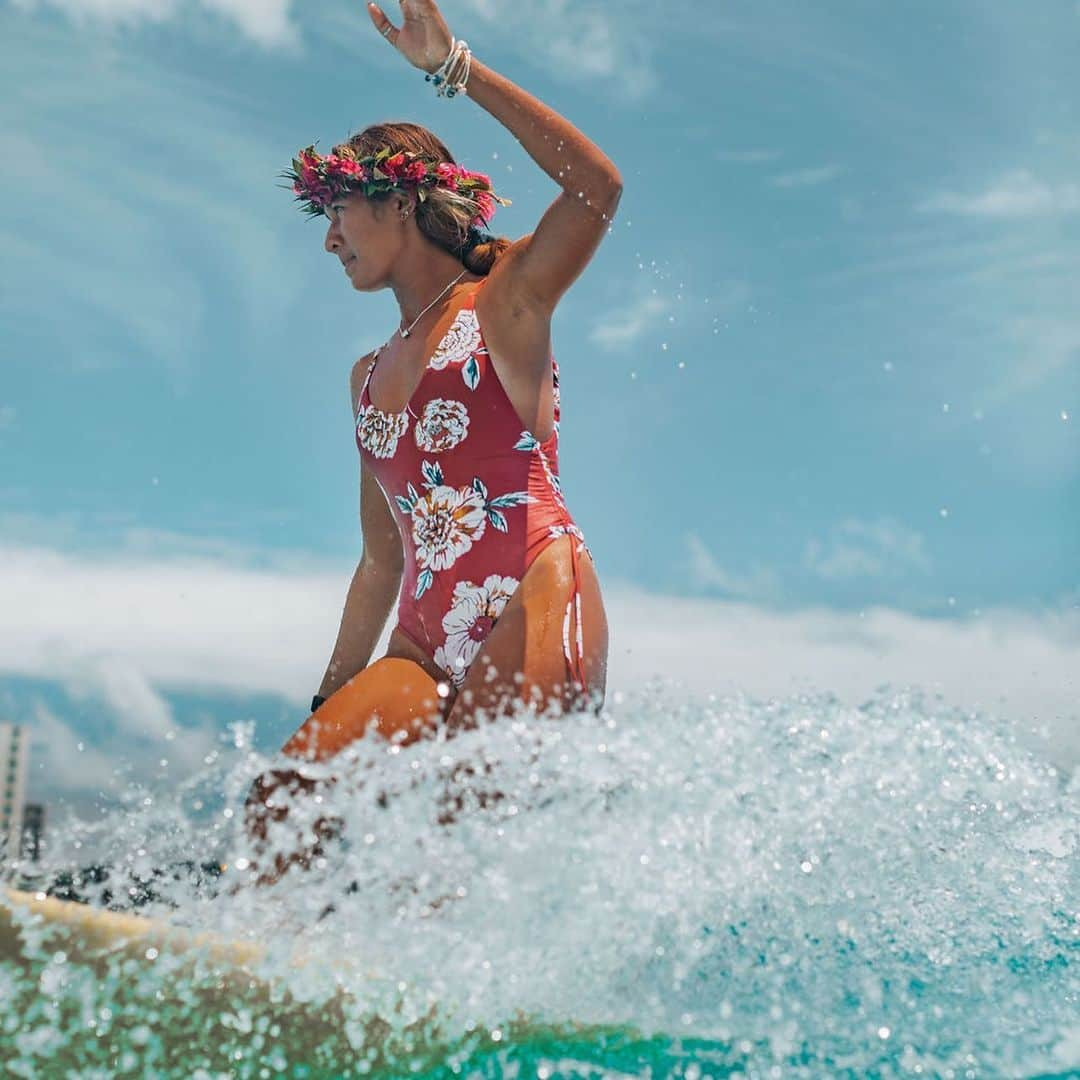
left=323, top=191, right=408, bottom=288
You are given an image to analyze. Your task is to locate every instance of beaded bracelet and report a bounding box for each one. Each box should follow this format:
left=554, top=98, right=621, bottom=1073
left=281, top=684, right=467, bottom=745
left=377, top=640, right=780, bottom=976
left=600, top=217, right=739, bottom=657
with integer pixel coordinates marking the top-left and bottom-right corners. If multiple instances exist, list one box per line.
left=426, top=37, right=472, bottom=98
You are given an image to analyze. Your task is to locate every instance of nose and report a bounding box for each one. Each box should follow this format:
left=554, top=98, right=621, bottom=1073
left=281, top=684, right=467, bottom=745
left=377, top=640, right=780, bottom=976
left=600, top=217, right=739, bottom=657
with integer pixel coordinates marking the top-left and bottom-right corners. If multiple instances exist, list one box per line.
left=324, top=216, right=341, bottom=255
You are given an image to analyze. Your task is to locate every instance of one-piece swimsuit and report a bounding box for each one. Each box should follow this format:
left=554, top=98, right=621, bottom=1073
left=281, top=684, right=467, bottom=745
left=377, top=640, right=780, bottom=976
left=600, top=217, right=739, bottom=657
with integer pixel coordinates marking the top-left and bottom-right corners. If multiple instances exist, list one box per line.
left=355, top=275, right=590, bottom=694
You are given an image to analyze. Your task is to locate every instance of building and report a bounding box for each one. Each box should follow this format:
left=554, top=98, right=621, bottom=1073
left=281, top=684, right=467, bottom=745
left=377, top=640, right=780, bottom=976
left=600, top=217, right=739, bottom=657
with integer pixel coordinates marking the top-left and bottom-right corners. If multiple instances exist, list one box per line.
left=1, top=723, right=30, bottom=860
left=22, top=802, right=45, bottom=862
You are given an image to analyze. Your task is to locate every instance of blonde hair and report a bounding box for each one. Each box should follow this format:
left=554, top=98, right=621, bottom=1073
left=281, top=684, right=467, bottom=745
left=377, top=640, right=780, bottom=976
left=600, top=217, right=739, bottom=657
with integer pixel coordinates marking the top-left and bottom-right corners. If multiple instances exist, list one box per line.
left=338, top=121, right=511, bottom=276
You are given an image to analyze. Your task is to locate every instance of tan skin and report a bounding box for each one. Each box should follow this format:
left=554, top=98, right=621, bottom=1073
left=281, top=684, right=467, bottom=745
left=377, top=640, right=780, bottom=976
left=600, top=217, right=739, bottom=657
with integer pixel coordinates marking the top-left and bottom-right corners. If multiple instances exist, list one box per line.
left=241, top=0, right=622, bottom=888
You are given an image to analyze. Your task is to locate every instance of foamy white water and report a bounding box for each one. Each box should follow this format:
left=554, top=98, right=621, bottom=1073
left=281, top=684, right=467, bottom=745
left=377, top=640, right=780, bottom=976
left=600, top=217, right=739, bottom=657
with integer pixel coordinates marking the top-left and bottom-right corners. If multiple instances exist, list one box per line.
left=5, top=684, right=1078, bottom=1077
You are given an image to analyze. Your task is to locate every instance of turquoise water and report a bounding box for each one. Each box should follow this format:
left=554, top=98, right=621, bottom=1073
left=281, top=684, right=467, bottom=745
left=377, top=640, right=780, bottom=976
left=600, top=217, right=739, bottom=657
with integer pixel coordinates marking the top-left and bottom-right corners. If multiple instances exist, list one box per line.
left=3, top=685, right=1078, bottom=1077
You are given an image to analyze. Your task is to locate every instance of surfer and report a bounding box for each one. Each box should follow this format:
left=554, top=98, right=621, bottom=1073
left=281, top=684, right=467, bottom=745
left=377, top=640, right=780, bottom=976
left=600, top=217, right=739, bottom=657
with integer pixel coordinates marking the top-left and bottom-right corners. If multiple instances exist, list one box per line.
left=243, top=0, right=622, bottom=884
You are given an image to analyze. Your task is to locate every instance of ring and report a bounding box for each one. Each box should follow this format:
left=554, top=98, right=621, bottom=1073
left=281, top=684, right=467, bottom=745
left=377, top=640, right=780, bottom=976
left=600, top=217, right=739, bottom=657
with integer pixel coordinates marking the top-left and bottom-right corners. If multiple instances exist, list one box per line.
left=381, top=24, right=393, bottom=39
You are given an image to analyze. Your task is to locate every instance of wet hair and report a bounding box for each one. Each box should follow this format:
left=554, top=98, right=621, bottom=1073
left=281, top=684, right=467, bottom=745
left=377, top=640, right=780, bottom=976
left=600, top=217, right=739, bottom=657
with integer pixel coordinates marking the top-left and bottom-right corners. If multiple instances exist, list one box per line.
left=338, top=120, right=511, bottom=276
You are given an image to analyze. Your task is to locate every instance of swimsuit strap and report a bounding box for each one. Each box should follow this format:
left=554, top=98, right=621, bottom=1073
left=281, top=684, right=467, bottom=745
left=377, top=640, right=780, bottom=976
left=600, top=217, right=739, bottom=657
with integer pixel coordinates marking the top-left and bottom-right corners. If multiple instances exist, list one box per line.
left=358, top=352, right=378, bottom=407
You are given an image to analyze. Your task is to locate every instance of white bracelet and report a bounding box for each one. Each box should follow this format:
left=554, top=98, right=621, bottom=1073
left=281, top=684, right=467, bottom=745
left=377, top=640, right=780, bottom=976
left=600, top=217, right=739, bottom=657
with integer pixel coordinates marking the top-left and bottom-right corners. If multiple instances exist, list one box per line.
left=425, top=38, right=472, bottom=98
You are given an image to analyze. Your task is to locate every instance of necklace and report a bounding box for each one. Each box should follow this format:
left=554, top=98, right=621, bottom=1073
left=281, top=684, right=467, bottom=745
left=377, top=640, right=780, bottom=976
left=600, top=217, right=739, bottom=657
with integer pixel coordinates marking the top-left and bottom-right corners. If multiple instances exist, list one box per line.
left=399, top=268, right=470, bottom=339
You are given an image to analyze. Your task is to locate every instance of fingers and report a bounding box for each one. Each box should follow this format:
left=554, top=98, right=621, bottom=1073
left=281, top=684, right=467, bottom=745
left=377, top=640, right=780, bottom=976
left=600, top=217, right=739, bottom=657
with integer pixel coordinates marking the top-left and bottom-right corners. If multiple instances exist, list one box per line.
left=366, top=1, right=398, bottom=43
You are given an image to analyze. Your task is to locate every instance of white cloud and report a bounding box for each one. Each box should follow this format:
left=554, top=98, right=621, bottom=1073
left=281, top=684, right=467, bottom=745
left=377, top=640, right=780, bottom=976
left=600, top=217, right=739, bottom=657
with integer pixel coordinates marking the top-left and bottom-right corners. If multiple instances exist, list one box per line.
left=979, top=314, right=1080, bottom=411
left=307, top=0, right=659, bottom=98
left=458, top=0, right=659, bottom=100
left=804, top=517, right=931, bottom=581
left=25, top=697, right=218, bottom=801
left=588, top=293, right=670, bottom=351
left=0, top=542, right=346, bottom=705
left=29, top=700, right=119, bottom=793
left=73, top=656, right=175, bottom=741
left=604, top=589, right=1080, bottom=773
left=2, top=538, right=1077, bottom=780
left=195, top=0, right=298, bottom=49
left=768, top=165, right=844, bottom=189
left=685, top=533, right=783, bottom=602
left=0, top=23, right=300, bottom=381
left=918, top=169, right=1080, bottom=219
left=10, top=0, right=300, bottom=49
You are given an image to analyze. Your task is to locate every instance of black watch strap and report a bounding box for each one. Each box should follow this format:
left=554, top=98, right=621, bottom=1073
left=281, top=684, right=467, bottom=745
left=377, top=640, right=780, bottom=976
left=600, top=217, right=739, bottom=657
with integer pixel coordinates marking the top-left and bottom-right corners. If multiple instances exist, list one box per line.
left=311, top=694, right=328, bottom=713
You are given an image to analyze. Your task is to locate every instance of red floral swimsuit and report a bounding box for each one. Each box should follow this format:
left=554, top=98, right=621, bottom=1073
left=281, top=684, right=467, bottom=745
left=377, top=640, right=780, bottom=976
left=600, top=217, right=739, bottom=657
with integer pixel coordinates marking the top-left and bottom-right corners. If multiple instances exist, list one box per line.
left=355, top=276, right=590, bottom=694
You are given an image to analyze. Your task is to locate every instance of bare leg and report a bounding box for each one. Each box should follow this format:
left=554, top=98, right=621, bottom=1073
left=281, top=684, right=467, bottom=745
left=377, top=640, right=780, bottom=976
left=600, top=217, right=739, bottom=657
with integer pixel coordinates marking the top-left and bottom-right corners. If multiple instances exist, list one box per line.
left=242, top=654, right=448, bottom=886
left=447, top=535, right=609, bottom=728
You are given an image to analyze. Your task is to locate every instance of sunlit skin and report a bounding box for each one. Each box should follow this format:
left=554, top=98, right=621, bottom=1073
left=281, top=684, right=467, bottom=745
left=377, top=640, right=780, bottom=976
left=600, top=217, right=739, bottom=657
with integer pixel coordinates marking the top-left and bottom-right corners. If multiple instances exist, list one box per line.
left=242, top=0, right=622, bottom=889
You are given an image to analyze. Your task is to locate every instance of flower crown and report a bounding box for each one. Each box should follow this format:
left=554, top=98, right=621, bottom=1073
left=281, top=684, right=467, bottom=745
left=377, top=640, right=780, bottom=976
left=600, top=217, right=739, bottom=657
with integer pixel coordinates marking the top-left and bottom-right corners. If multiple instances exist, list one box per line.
left=279, top=143, right=511, bottom=229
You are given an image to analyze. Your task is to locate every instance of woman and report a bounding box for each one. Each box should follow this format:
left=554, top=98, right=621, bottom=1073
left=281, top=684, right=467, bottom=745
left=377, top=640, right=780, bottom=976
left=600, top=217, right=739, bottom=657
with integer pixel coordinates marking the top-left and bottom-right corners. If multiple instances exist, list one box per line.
left=243, top=0, right=621, bottom=883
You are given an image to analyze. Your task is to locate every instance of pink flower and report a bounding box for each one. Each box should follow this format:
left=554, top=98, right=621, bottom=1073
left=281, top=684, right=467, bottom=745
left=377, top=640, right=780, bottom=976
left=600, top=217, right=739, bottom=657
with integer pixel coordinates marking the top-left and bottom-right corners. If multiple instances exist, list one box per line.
left=332, top=159, right=364, bottom=179
left=382, top=151, right=407, bottom=178
left=404, top=160, right=428, bottom=183
left=435, top=162, right=463, bottom=187
left=472, top=191, right=496, bottom=225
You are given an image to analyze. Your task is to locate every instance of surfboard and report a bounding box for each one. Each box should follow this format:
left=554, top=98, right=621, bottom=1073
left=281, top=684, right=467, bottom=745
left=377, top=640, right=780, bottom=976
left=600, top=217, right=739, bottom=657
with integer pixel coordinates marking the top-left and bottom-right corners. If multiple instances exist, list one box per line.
left=1, top=887, right=641, bottom=1075
left=1, top=886, right=264, bottom=973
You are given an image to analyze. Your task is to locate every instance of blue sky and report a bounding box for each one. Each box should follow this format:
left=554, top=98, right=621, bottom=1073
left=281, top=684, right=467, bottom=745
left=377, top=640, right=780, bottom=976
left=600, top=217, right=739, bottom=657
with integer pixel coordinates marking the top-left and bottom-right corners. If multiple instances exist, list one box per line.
left=1, top=0, right=1078, bottom=814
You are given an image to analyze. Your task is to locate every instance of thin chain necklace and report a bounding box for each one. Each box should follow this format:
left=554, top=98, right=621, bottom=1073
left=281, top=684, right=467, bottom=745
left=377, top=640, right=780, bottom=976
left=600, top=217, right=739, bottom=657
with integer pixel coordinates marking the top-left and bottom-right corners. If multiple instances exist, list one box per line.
left=398, top=268, right=469, bottom=340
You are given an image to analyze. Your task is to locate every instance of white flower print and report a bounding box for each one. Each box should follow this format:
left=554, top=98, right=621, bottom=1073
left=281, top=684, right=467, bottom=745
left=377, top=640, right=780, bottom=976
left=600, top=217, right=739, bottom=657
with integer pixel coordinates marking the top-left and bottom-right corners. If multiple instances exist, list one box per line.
left=549, top=523, right=586, bottom=544
left=396, top=461, right=534, bottom=599
left=356, top=404, right=408, bottom=459
left=433, top=574, right=519, bottom=687
left=409, top=485, right=487, bottom=577
left=415, top=398, right=470, bottom=454
left=428, top=308, right=481, bottom=371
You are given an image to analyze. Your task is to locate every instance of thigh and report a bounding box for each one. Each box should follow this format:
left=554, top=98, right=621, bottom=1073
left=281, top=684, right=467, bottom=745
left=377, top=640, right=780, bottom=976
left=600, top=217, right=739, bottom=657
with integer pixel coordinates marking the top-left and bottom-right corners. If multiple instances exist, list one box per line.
left=280, top=654, right=447, bottom=762
left=446, top=535, right=609, bottom=728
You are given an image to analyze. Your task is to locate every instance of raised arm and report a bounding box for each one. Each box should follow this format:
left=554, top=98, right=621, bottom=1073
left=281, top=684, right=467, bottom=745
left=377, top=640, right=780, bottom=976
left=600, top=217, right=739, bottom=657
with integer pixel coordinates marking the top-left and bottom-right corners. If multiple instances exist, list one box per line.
left=366, top=0, right=623, bottom=315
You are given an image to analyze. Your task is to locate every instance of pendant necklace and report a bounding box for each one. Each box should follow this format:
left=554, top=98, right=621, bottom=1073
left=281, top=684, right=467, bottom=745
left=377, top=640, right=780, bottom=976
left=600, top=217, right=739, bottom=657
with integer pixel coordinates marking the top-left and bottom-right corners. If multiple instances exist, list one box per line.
left=399, top=268, right=469, bottom=339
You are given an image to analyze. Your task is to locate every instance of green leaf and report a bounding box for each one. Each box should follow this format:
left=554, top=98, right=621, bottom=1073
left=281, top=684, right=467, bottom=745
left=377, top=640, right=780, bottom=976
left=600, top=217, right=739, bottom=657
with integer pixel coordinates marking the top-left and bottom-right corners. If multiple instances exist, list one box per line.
left=415, top=569, right=433, bottom=600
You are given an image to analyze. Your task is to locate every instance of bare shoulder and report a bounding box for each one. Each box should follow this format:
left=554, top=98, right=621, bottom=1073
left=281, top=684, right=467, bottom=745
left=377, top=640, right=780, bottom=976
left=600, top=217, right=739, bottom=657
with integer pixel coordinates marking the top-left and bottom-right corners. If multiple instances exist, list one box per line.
left=349, top=349, right=378, bottom=419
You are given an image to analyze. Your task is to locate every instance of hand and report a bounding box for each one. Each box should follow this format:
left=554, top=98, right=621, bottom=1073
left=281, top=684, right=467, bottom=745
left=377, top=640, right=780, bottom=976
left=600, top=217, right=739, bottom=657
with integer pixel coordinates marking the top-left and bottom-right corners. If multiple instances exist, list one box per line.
left=365, top=0, right=454, bottom=74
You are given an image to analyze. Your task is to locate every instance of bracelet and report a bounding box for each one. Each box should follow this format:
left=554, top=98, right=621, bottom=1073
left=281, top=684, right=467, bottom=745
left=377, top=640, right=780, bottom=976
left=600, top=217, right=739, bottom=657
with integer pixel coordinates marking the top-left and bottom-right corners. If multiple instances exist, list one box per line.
left=425, top=38, right=472, bottom=98
left=311, top=694, right=327, bottom=713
